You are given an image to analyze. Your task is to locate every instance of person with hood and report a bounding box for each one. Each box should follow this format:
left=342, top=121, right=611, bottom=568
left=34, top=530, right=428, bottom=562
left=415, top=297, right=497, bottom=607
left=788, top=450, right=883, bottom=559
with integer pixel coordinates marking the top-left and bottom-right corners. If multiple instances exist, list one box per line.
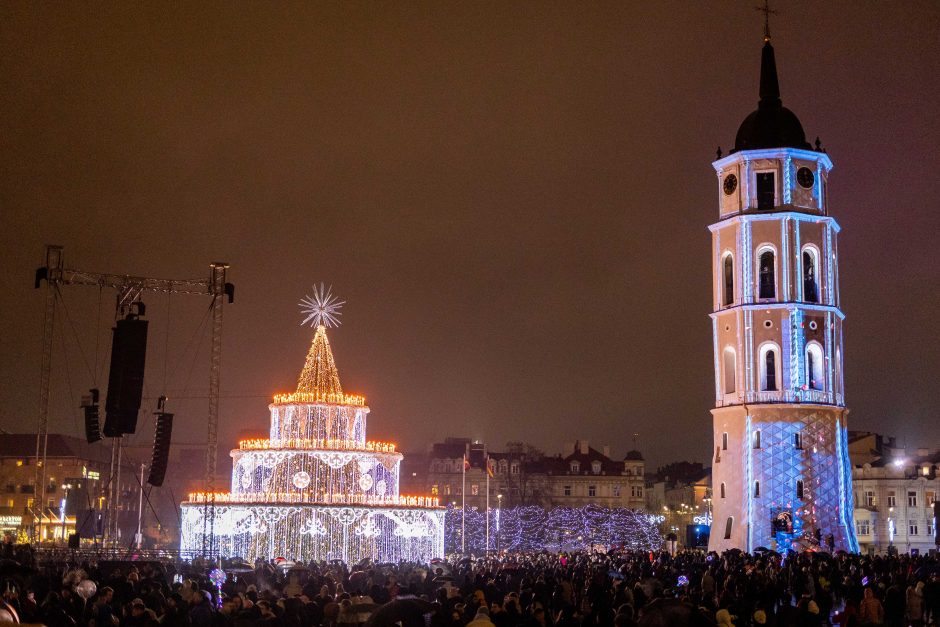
left=468, top=606, right=496, bottom=627
left=905, top=581, right=925, bottom=627
left=858, top=587, right=884, bottom=626
left=715, top=608, right=735, bottom=627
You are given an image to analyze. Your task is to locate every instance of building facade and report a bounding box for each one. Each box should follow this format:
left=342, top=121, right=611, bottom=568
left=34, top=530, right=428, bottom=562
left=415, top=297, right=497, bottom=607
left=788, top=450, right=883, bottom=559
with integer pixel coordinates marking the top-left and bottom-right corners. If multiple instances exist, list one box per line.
left=848, top=433, right=940, bottom=554
left=422, top=438, right=646, bottom=511
left=708, top=37, right=858, bottom=552
left=0, top=433, right=139, bottom=543
left=646, top=463, right=713, bottom=548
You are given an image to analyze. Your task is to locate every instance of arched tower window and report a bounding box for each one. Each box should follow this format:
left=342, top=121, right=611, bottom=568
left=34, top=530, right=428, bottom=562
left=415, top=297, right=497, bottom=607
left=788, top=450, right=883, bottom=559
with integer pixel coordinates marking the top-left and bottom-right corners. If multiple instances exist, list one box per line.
left=758, top=249, right=776, bottom=299
left=759, top=343, right=780, bottom=391
left=724, top=516, right=733, bottom=540
left=722, top=254, right=734, bottom=306
left=753, top=429, right=762, bottom=449
left=720, top=482, right=726, bottom=498
left=722, top=347, right=736, bottom=394
left=796, top=479, right=805, bottom=499
left=806, top=343, right=825, bottom=391
left=802, top=247, right=819, bottom=303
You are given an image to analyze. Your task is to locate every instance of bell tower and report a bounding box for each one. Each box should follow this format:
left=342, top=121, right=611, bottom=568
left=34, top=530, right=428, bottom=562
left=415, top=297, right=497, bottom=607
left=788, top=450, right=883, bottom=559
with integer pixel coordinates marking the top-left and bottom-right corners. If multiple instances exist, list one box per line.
left=707, top=37, right=859, bottom=553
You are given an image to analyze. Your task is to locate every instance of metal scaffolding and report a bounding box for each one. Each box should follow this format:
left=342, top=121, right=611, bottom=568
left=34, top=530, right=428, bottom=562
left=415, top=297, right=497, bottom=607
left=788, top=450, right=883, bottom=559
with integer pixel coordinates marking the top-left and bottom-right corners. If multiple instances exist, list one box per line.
left=34, top=245, right=233, bottom=548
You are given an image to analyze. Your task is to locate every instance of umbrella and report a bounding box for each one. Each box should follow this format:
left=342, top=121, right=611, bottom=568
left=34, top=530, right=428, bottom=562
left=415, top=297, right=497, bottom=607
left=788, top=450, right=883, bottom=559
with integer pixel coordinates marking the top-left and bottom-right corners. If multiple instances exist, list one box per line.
left=226, top=562, right=254, bottom=574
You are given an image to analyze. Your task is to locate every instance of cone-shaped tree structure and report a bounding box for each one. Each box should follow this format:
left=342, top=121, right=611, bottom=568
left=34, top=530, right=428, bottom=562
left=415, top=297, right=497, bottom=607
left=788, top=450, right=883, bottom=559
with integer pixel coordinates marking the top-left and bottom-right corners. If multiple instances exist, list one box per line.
left=296, top=324, right=344, bottom=397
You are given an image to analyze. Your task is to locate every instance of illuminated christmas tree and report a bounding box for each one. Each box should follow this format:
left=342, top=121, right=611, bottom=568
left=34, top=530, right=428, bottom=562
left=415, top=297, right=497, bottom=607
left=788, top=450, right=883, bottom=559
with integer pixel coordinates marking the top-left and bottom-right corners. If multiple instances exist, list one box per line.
left=180, top=285, right=444, bottom=562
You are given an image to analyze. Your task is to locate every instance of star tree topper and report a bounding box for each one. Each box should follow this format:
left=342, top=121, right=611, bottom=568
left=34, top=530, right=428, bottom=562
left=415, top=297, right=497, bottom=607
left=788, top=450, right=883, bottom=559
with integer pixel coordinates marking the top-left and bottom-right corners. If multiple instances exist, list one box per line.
left=299, top=283, right=344, bottom=328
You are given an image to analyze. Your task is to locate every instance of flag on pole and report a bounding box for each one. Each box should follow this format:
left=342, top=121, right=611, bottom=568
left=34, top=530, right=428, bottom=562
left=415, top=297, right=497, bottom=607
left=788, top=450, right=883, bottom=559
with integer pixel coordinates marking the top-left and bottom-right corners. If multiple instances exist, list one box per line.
left=486, top=457, right=495, bottom=477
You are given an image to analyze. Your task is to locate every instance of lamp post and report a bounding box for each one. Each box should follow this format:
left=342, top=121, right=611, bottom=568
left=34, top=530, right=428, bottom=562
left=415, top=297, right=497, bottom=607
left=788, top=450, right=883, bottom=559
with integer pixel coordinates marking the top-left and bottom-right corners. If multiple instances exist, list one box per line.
left=496, top=494, right=502, bottom=554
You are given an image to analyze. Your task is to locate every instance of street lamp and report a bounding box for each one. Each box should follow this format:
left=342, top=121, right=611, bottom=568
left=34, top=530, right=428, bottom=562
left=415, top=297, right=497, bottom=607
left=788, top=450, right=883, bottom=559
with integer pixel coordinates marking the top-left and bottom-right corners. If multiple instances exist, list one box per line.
left=496, top=494, right=503, bottom=554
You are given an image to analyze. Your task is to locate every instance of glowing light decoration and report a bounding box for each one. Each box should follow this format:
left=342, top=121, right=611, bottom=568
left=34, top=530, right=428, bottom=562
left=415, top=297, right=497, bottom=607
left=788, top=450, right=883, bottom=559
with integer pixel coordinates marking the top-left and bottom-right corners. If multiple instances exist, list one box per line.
left=299, top=283, right=344, bottom=329
left=445, top=504, right=663, bottom=554
left=180, top=292, right=443, bottom=563
left=292, top=471, right=311, bottom=489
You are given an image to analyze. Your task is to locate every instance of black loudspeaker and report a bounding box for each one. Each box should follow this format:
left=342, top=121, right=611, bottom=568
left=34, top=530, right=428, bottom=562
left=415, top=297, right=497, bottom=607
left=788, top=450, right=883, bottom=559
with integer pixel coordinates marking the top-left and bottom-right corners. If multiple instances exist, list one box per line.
left=68, top=533, right=80, bottom=549
left=147, top=412, right=173, bottom=487
left=104, top=316, right=148, bottom=436
left=81, top=389, right=102, bottom=444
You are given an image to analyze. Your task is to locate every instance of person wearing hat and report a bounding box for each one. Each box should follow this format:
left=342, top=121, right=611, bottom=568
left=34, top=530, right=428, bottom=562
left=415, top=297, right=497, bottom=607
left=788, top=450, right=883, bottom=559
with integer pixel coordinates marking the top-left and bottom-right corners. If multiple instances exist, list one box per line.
left=188, top=590, right=215, bottom=627
left=467, top=605, right=495, bottom=627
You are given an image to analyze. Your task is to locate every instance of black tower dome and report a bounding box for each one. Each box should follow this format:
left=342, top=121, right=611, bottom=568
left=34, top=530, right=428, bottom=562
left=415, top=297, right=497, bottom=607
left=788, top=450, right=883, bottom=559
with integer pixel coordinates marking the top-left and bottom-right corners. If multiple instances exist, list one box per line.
left=733, top=41, right=812, bottom=152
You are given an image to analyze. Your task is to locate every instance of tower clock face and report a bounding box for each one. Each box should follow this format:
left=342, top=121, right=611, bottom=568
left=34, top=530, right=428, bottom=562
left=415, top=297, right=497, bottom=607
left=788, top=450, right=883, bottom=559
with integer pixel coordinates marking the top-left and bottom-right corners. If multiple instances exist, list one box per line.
left=797, top=167, right=815, bottom=189
left=723, top=174, right=737, bottom=195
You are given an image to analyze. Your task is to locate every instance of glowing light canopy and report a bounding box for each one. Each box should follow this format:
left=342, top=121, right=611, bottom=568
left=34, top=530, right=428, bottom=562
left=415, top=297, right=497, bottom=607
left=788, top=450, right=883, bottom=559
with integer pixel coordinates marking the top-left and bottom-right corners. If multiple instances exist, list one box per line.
left=181, top=293, right=443, bottom=563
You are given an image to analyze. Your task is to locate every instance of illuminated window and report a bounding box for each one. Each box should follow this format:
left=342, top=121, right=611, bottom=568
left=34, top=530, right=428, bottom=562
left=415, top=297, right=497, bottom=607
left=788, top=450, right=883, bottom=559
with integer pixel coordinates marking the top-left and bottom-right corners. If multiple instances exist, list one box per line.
left=758, top=249, right=776, bottom=299
left=926, top=490, right=936, bottom=504
left=431, top=485, right=439, bottom=495
left=723, top=347, right=736, bottom=394
left=756, top=171, right=775, bottom=209
left=722, top=254, right=734, bottom=306
left=724, top=516, right=733, bottom=540
left=806, top=343, right=825, bottom=391
left=802, top=247, right=819, bottom=302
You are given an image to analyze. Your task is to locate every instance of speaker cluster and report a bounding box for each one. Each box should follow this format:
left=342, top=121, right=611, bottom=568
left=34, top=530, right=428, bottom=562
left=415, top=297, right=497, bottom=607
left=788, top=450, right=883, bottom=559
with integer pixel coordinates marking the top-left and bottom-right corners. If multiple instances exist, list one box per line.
left=104, top=308, right=148, bottom=437
left=148, top=406, right=174, bottom=487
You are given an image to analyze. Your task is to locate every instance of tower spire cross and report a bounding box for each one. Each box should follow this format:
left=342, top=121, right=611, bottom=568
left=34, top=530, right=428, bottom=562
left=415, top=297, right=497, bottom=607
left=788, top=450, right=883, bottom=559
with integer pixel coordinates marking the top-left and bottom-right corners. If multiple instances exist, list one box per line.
left=755, top=0, right=776, bottom=42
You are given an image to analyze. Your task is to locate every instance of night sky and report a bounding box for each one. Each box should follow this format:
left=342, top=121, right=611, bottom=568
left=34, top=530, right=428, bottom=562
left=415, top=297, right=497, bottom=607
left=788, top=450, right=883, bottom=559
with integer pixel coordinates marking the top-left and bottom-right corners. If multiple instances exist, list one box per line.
left=1, top=2, right=938, bottom=472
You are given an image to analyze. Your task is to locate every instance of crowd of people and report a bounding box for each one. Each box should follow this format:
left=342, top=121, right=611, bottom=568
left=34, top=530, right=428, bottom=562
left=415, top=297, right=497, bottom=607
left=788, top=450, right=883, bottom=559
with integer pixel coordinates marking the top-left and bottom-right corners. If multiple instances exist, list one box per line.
left=0, top=545, right=938, bottom=627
